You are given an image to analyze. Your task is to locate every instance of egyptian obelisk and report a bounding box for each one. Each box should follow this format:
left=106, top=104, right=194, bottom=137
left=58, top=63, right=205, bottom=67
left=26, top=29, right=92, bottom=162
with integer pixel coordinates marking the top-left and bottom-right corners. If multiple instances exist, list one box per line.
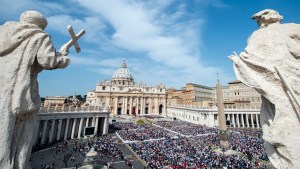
left=216, top=79, right=229, bottom=148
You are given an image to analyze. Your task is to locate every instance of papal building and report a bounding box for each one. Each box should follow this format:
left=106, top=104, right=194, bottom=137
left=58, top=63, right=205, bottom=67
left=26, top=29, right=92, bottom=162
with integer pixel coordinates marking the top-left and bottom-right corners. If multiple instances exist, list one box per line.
left=86, top=61, right=167, bottom=116
left=167, top=80, right=261, bottom=108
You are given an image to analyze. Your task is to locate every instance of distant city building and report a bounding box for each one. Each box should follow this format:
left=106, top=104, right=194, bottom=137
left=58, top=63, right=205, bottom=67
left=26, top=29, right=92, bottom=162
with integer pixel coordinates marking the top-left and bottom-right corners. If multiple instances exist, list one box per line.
left=43, top=94, right=83, bottom=107
left=182, top=83, right=214, bottom=106
left=86, top=61, right=167, bottom=116
left=167, top=80, right=261, bottom=108
left=226, top=80, right=261, bottom=108
left=166, top=88, right=183, bottom=106
left=44, top=96, right=67, bottom=107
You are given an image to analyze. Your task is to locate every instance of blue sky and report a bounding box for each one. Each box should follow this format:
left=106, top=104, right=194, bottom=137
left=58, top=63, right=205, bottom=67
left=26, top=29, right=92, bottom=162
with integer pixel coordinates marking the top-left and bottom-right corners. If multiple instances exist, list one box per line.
left=1, top=0, right=299, bottom=97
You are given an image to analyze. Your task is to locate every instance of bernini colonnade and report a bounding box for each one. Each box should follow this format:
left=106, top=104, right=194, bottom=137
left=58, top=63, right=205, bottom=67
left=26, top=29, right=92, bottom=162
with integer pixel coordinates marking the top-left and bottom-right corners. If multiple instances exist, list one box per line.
left=167, top=105, right=261, bottom=128
left=34, top=107, right=109, bottom=146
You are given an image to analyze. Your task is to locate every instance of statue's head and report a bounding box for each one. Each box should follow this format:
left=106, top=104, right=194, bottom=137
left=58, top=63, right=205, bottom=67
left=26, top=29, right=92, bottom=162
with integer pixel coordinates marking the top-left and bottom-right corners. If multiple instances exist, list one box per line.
left=252, top=9, right=283, bottom=28
left=20, top=10, right=48, bottom=30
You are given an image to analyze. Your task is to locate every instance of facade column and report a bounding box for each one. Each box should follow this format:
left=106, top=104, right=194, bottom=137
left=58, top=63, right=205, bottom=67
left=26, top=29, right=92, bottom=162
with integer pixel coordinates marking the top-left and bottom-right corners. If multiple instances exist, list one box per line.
left=41, top=120, right=48, bottom=144
left=124, top=97, right=128, bottom=114
left=122, top=97, right=125, bottom=114
left=251, top=114, right=254, bottom=128
left=256, top=114, right=260, bottom=128
left=246, top=114, right=250, bottom=128
left=78, top=118, right=84, bottom=138
left=48, top=120, right=56, bottom=143
left=114, top=97, right=118, bottom=115
left=144, top=97, right=147, bottom=114
left=106, top=97, right=110, bottom=107
left=140, top=97, right=144, bottom=114
left=64, top=119, right=70, bottom=141
left=94, top=117, right=99, bottom=135
left=136, top=97, right=139, bottom=114
left=156, top=97, right=159, bottom=114
left=103, top=116, right=109, bottom=135
left=149, top=98, right=152, bottom=114
left=241, top=114, right=245, bottom=128
left=164, top=97, right=167, bottom=116
left=71, top=118, right=77, bottom=139
left=56, top=119, right=63, bottom=141
left=129, top=97, right=133, bottom=115
left=231, top=114, right=236, bottom=127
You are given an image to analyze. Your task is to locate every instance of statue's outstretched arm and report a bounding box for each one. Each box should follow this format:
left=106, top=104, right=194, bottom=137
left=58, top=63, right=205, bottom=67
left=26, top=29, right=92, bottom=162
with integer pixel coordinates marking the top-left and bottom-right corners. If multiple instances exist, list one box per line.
left=37, top=35, right=70, bottom=70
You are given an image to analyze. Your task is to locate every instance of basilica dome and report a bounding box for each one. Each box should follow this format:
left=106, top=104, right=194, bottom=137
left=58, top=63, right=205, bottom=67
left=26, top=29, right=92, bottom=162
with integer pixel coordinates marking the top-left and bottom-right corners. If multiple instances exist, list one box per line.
left=112, top=60, right=133, bottom=80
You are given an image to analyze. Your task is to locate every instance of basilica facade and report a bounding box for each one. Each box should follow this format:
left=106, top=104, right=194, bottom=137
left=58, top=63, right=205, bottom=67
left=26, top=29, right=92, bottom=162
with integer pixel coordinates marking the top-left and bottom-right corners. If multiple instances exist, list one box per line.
left=86, top=61, right=167, bottom=116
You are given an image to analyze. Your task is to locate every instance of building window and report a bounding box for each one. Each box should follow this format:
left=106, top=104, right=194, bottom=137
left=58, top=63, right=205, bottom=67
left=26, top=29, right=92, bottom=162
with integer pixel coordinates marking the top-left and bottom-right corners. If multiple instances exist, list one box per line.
left=102, top=86, right=106, bottom=90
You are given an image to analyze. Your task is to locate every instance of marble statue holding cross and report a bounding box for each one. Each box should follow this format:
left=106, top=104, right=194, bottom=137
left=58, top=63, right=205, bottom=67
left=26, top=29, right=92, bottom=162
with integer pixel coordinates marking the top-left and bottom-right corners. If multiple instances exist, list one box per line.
left=0, top=10, right=85, bottom=169
left=229, top=9, right=300, bottom=168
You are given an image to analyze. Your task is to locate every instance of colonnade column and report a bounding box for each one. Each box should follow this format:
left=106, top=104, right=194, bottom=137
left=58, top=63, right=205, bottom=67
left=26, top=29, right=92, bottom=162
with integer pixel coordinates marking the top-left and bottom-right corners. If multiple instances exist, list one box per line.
left=33, top=121, right=41, bottom=146
left=241, top=114, right=245, bottom=128
left=41, top=120, right=48, bottom=144
left=129, top=97, right=133, bottom=115
left=114, top=97, right=118, bottom=115
left=86, top=117, right=89, bottom=127
left=94, top=117, right=99, bottom=135
left=71, top=118, right=77, bottom=139
left=103, top=116, right=109, bottom=135
left=64, top=119, right=70, bottom=141
left=246, top=114, right=250, bottom=128
left=92, top=117, right=96, bottom=127
left=251, top=114, right=254, bottom=128
left=78, top=118, right=84, bottom=138
left=236, top=114, right=240, bottom=128
left=256, top=114, right=260, bottom=128
left=56, top=119, right=63, bottom=141
left=48, top=120, right=56, bottom=143
left=231, top=114, right=236, bottom=127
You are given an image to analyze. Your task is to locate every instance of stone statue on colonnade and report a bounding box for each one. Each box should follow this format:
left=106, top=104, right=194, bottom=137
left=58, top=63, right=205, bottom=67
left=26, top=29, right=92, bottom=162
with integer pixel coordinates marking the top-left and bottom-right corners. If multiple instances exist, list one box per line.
left=0, top=10, right=84, bottom=169
left=229, top=9, right=300, bottom=168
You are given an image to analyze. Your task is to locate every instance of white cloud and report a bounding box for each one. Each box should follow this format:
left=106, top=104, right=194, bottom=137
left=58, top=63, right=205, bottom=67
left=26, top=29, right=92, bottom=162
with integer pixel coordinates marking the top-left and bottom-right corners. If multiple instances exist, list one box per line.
left=71, top=55, right=122, bottom=67
left=47, top=15, right=105, bottom=43
left=1, top=0, right=234, bottom=91
left=69, top=0, right=233, bottom=88
left=0, top=0, right=68, bottom=21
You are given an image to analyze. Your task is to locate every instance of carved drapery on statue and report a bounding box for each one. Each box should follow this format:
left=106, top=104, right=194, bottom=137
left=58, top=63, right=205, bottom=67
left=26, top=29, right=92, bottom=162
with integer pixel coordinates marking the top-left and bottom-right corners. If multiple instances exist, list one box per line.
left=230, top=9, right=300, bottom=169
left=0, top=11, right=71, bottom=169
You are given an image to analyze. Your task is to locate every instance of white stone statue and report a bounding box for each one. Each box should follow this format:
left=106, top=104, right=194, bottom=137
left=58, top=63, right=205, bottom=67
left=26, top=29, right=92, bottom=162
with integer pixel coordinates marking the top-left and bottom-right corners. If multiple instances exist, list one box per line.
left=229, top=9, right=300, bottom=169
left=0, top=11, right=71, bottom=169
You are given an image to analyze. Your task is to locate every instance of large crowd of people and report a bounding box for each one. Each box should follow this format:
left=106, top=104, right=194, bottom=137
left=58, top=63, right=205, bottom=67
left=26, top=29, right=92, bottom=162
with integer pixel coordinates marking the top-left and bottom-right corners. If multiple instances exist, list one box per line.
left=113, top=120, right=270, bottom=168
left=155, top=121, right=218, bottom=136
left=35, top=117, right=271, bottom=169
left=228, top=128, right=268, bottom=161
left=114, top=122, right=149, bottom=130
left=117, top=125, right=172, bottom=141
left=129, top=137, right=259, bottom=168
